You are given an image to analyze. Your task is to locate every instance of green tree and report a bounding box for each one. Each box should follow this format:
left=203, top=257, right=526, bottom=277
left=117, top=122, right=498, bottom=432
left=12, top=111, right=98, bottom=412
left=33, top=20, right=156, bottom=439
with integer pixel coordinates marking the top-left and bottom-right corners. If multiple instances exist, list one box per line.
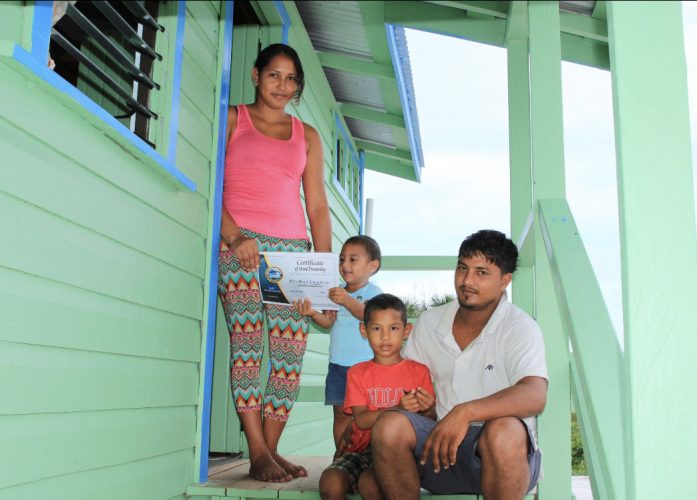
left=571, top=413, right=587, bottom=475
left=401, top=293, right=454, bottom=320
left=429, top=293, right=455, bottom=308
left=402, top=297, right=426, bottom=320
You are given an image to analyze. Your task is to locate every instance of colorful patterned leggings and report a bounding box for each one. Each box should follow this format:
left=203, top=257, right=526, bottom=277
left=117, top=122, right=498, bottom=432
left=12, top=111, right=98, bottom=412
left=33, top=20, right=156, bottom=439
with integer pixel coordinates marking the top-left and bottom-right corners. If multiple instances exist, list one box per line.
left=218, top=228, right=310, bottom=421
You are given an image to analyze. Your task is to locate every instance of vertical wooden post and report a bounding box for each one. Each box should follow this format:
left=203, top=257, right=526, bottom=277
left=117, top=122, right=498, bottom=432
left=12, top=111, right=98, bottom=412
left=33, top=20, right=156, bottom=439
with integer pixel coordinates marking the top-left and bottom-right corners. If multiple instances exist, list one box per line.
left=607, top=3, right=697, bottom=498
left=527, top=2, right=571, bottom=498
left=506, top=1, right=534, bottom=316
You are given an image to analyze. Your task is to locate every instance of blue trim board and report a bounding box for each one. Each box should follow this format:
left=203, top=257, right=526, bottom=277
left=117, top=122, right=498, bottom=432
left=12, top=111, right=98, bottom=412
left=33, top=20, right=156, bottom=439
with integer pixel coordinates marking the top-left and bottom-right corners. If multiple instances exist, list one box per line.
left=198, top=0, right=234, bottom=483
left=385, top=24, right=424, bottom=182
left=167, top=0, right=187, bottom=161
left=333, top=113, right=361, bottom=221
left=335, top=113, right=360, bottom=167
left=31, top=1, right=52, bottom=62
left=273, top=0, right=291, bottom=44
left=9, top=43, right=196, bottom=191
left=332, top=176, right=360, bottom=222
left=359, top=150, right=366, bottom=234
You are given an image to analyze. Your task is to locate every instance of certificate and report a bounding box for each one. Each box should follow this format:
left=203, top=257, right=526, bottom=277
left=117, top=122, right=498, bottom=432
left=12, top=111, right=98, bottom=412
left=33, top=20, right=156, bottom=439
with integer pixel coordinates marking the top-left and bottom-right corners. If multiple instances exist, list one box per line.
left=258, top=252, right=340, bottom=310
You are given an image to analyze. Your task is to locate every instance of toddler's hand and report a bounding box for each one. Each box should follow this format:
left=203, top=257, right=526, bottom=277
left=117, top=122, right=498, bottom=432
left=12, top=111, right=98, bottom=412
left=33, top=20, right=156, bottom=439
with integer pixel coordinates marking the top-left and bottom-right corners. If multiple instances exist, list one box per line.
left=293, top=297, right=316, bottom=317
left=323, top=310, right=337, bottom=322
left=328, top=287, right=348, bottom=305
left=399, top=390, right=421, bottom=413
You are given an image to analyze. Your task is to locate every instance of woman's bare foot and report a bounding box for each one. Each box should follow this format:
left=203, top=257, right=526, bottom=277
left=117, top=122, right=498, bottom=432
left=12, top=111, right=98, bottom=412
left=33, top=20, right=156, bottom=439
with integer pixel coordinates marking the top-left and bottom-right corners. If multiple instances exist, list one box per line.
left=249, top=453, right=292, bottom=482
left=271, top=451, right=308, bottom=478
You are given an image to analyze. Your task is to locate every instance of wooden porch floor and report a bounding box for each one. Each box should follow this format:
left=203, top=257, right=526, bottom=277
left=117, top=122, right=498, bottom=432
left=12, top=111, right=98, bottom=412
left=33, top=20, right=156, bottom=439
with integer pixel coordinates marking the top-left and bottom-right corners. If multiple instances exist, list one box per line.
left=186, top=456, right=490, bottom=499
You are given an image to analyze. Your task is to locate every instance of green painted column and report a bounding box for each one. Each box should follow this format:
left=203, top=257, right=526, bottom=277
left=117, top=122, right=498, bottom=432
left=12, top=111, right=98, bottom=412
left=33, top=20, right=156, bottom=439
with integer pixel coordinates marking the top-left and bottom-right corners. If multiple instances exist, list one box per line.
left=505, top=2, right=534, bottom=316
left=607, top=3, right=697, bottom=498
left=527, top=2, right=571, bottom=498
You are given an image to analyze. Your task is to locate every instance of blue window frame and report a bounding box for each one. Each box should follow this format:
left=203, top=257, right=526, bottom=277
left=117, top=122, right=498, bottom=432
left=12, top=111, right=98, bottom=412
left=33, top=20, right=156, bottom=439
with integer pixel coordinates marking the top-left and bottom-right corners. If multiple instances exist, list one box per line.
left=333, top=113, right=361, bottom=220
left=11, top=0, right=195, bottom=191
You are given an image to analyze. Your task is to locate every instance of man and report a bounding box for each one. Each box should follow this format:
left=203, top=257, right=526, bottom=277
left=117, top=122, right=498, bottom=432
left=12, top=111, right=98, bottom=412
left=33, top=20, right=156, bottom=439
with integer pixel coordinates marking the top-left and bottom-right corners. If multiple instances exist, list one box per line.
left=360, top=230, right=548, bottom=500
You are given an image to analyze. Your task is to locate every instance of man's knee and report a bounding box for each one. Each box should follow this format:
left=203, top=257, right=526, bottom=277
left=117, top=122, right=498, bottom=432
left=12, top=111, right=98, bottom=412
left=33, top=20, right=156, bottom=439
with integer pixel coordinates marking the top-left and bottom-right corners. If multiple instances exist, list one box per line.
left=478, top=417, right=528, bottom=462
left=372, top=412, right=416, bottom=450
left=319, top=468, right=350, bottom=498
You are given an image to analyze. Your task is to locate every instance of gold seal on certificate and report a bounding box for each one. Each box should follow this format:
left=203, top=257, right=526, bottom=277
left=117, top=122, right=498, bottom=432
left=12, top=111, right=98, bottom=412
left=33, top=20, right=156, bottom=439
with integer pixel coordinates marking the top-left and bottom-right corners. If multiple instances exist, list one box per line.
left=259, top=252, right=340, bottom=310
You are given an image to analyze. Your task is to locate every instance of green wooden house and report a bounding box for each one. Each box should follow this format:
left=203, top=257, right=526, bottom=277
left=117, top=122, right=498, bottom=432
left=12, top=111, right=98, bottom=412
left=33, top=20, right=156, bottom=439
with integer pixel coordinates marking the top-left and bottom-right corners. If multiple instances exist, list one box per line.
left=1, top=2, right=695, bottom=500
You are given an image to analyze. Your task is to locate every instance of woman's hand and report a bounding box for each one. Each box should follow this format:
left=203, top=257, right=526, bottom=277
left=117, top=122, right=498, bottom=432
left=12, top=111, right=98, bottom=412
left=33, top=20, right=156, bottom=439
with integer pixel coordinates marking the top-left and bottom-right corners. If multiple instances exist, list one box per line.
left=229, top=235, right=259, bottom=272
left=220, top=207, right=259, bottom=271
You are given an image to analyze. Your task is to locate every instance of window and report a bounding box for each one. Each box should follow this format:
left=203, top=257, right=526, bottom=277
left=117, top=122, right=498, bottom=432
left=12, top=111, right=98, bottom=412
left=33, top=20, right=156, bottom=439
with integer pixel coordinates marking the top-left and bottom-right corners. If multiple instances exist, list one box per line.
left=333, top=117, right=361, bottom=217
left=50, top=1, right=163, bottom=147
left=335, top=138, right=344, bottom=185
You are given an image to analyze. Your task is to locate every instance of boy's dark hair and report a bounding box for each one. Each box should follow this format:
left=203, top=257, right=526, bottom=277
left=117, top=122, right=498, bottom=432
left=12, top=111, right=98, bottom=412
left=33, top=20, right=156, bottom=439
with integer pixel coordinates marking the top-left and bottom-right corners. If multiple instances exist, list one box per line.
left=254, top=43, right=305, bottom=102
left=343, top=235, right=382, bottom=272
left=363, top=293, right=407, bottom=325
left=458, top=230, right=518, bottom=275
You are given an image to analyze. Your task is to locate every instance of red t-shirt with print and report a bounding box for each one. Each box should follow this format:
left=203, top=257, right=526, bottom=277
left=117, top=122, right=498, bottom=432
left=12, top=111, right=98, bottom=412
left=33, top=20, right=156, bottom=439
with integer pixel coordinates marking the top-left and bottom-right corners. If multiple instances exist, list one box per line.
left=343, top=359, right=435, bottom=453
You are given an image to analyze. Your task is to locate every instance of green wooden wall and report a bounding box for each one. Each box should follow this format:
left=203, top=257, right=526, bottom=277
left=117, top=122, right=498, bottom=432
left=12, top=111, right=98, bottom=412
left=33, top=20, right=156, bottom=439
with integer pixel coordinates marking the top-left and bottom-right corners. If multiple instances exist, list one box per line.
left=0, top=1, right=224, bottom=498
left=1, top=0, right=364, bottom=494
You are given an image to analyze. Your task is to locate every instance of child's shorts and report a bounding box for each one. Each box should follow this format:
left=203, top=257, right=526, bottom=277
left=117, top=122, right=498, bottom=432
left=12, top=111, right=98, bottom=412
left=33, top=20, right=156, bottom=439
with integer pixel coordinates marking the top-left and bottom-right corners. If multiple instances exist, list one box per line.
left=325, top=448, right=372, bottom=493
left=325, top=363, right=350, bottom=405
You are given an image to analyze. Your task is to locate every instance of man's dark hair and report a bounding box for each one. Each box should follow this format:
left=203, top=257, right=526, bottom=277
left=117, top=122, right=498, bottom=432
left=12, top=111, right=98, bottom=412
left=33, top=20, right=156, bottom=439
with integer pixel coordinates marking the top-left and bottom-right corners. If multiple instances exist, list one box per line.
left=343, top=235, right=382, bottom=272
left=363, top=293, right=407, bottom=325
left=458, top=230, right=518, bottom=274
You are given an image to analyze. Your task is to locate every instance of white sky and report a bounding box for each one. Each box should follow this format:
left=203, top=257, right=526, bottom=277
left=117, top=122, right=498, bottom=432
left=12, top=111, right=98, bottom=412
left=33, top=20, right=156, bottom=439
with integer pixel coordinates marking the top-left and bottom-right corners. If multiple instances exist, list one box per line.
left=365, top=2, right=697, bottom=335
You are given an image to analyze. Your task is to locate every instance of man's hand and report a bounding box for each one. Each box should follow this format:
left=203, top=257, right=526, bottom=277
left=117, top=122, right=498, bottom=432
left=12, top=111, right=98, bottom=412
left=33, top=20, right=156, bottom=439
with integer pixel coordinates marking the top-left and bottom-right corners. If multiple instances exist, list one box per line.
left=328, top=287, right=349, bottom=306
left=420, top=404, right=471, bottom=473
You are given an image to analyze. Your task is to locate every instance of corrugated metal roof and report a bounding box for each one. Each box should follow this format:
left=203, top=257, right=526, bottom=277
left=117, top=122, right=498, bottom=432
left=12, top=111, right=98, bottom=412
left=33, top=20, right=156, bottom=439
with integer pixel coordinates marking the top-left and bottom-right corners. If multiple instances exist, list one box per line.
left=296, top=1, right=371, bottom=58
left=296, top=0, right=421, bottom=179
left=559, top=1, right=596, bottom=16
left=324, top=68, right=385, bottom=111
left=345, top=117, right=395, bottom=148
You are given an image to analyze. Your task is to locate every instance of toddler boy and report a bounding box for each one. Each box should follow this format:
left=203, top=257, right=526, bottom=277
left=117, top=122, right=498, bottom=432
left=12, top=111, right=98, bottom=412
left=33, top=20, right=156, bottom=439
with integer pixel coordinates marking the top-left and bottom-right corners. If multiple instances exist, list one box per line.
left=294, top=235, right=383, bottom=446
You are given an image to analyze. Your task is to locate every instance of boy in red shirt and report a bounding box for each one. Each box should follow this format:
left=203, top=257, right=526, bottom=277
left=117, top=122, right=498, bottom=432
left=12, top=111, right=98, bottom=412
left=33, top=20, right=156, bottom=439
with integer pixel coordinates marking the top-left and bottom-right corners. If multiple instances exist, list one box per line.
left=319, top=294, right=436, bottom=499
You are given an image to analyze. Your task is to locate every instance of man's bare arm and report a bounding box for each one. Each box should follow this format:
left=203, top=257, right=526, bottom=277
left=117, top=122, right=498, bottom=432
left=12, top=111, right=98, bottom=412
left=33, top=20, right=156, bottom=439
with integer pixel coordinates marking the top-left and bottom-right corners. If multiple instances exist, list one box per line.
left=420, top=376, right=548, bottom=472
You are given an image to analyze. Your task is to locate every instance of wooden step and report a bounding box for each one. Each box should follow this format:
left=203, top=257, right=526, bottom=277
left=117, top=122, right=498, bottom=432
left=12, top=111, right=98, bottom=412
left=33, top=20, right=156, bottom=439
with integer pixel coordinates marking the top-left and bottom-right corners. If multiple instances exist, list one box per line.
left=185, top=456, right=526, bottom=499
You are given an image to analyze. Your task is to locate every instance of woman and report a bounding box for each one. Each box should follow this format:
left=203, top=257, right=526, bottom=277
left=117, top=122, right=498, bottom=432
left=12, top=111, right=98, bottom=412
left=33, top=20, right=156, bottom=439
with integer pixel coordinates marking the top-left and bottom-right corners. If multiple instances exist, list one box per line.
left=218, top=44, right=332, bottom=482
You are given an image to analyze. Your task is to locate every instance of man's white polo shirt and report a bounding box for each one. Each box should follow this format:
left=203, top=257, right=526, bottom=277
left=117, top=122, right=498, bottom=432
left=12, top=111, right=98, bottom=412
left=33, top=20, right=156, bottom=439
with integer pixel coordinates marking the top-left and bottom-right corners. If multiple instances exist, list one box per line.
left=402, top=293, right=548, bottom=433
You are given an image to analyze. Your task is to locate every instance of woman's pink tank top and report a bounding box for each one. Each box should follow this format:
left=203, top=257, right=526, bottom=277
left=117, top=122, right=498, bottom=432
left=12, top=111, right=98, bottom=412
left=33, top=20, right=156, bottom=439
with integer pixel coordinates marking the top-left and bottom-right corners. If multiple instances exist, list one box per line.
left=223, top=105, right=308, bottom=240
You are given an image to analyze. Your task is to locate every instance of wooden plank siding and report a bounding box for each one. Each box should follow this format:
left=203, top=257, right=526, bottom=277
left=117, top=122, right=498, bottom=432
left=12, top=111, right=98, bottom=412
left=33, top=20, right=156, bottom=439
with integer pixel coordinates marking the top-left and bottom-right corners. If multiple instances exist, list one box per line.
left=0, top=2, right=223, bottom=498
left=1, top=0, right=365, bottom=494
